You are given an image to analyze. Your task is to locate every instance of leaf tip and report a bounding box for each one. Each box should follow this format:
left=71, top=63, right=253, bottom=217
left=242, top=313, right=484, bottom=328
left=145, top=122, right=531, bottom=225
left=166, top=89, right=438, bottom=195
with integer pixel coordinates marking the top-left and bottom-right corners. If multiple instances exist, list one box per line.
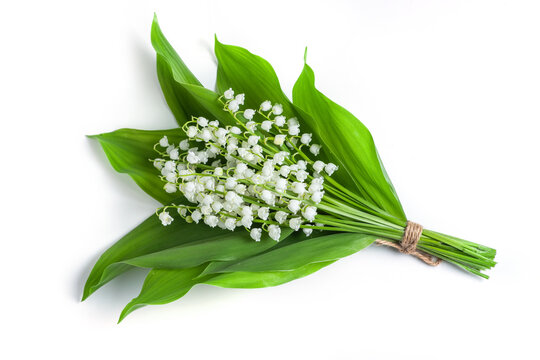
left=304, top=46, right=308, bottom=64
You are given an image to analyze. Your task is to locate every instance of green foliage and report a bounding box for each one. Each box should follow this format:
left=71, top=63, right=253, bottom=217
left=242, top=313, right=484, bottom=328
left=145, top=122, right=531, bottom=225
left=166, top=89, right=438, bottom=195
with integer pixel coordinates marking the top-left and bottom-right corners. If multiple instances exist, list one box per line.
left=293, top=60, right=405, bottom=219
left=88, top=128, right=184, bottom=205
left=84, top=16, right=496, bottom=321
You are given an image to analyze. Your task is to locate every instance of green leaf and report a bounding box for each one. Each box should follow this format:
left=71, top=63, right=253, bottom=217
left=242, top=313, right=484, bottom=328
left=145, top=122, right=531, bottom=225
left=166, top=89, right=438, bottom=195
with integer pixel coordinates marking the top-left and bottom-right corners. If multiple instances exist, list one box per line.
left=82, top=212, right=229, bottom=301
left=205, top=233, right=376, bottom=274
left=156, top=54, right=238, bottom=127
left=152, top=19, right=238, bottom=127
left=204, top=261, right=335, bottom=289
left=119, top=265, right=206, bottom=323
left=293, top=61, right=406, bottom=219
left=214, top=37, right=291, bottom=110
left=123, top=228, right=293, bottom=269
left=213, top=39, right=360, bottom=194
left=89, top=128, right=184, bottom=205
left=151, top=14, right=201, bottom=86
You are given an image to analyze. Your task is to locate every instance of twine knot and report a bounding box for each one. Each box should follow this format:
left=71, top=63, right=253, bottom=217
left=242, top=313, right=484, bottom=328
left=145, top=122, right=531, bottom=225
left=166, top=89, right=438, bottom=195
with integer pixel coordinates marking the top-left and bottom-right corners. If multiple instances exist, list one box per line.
left=375, top=221, right=441, bottom=266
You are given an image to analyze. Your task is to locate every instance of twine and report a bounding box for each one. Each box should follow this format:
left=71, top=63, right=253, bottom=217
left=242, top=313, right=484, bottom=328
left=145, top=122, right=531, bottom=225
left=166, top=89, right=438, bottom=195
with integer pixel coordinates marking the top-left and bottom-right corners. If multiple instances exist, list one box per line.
left=375, top=221, right=441, bottom=266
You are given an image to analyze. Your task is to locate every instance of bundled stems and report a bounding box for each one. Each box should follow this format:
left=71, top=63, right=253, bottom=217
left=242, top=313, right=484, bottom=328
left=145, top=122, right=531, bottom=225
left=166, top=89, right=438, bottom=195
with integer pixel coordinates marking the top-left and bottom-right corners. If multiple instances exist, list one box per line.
left=152, top=89, right=496, bottom=278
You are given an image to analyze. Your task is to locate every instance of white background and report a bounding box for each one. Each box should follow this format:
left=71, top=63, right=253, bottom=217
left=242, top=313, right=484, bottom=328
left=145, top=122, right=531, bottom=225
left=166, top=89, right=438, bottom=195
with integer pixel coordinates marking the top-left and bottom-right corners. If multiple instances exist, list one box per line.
left=1, top=1, right=539, bottom=359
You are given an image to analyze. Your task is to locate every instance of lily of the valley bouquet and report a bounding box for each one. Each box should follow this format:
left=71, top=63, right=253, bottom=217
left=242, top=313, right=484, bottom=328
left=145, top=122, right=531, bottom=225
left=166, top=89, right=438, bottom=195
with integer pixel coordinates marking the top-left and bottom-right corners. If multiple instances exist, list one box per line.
left=84, top=16, right=497, bottom=322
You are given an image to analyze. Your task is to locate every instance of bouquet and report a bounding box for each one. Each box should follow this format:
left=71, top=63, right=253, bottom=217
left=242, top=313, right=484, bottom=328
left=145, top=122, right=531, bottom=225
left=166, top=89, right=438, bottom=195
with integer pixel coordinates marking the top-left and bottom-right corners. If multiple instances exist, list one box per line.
left=83, top=16, right=496, bottom=322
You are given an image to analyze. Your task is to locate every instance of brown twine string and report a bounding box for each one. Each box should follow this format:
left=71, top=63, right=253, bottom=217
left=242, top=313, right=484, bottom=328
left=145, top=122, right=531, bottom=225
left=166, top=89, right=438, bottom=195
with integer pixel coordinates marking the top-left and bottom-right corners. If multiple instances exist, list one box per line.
left=375, top=221, right=441, bottom=266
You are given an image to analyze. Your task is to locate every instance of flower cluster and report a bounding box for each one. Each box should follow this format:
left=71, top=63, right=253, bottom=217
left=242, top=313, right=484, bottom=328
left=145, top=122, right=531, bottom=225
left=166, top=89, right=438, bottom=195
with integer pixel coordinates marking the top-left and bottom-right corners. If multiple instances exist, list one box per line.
left=152, top=89, right=338, bottom=242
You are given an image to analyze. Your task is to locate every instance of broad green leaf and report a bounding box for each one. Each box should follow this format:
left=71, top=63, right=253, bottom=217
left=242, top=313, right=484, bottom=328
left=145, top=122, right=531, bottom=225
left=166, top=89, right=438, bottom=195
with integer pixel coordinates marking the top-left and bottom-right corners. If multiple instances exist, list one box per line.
left=119, top=265, right=206, bottom=323
left=198, top=228, right=330, bottom=276
left=82, top=212, right=228, bottom=301
left=89, top=128, right=184, bottom=205
left=215, top=37, right=291, bottom=110
left=293, top=62, right=406, bottom=219
left=152, top=20, right=238, bottom=127
left=123, top=229, right=293, bottom=269
left=204, top=261, right=335, bottom=289
left=156, top=54, right=237, bottom=126
left=205, top=233, right=376, bottom=274
left=151, top=14, right=201, bottom=86
left=213, top=39, right=360, bottom=195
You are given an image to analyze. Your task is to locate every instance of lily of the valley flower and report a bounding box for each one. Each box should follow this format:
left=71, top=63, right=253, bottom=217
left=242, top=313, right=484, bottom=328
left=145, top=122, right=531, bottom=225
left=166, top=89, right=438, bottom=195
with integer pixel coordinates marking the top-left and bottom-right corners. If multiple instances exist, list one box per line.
left=152, top=90, right=340, bottom=241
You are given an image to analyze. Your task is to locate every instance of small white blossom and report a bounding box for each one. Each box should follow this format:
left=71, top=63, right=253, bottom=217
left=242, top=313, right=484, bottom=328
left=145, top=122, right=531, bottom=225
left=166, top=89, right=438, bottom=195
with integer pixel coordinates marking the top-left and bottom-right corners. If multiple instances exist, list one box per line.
left=164, top=161, right=176, bottom=172
left=300, top=133, right=312, bottom=145
left=159, top=211, right=174, bottom=226
left=153, top=159, right=164, bottom=170
left=211, top=201, right=223, bottom=213
left=275, top=178, right=288, bottom=193
left=165, top=172, right=177, bottom=183
left=325, top=163, right=339, bottom=176
left=303, top=206, right=317, bottom=222
left=303, top=228, right=313, bottom=236
left=197, top=117, right=209, bottom=127
left=214, top=167, right=224, bottom=176
left=186, top=151, right=199, bottom=164
left=224, top=88, right=235, bottom=100
left=235, top=93, right=245, bottom=105
left=241, top=215, right=253, bottom=229
left=246, top=121, right=257, bottom=131
left=200, top=205, right=212, bottom=215
left=186, top=126, right=198, bottom=138
left=257, top=207, right=270, bottom=220
left=274, top=134, right=286, bottom=146
left=288, top=125, right=300, bottom=136
left=159, top=136, right=169, bottom=147
left=311, top=191, right=324, bottom=203
left=272, top=104, right=283, bottom=115
left=289, top=217, right=303, bottom=231
left=230, top=126, right=242, bottom=135
left=178, top=207, right=188, bottom=217
left=310, top=144, right=321, bottom=156
left=275, top=211, right=288, bottom=224
left=179, top=139, right=190, bottom=150
left=268, top=225, right=281, bottom=241
left=243, top=109, right=256, bottom=120
left=225, top=177, right=238, bottom=189
left=313, top=160, right=325, bottom=173
left=296, top=169, right=308, bottom=182
left=280, top=165, right=291, bottom=177
left=274, top=116, right=286, bottom=127
left=228, top=99, right=240, bottom=112
left=204, top=215, right=219, bottom=228
left=252, top=144, right=262, bottom=155
left=261, top=100, right=272, bottom=111
left=191, top=210, right=202, bottom=223
left=260, top=190, right=275, bottom=205
left=247, top=135, right=259, bottom=146
left=168, top=148, right=179, bottom=160
left=215, top=127, right=228, bottom=140
left=209, top=120, right=219, bottom=127
left=164, top=183, right=177, bottom=193
left=261, top=120, right=273, bottom=131
left=199, top=129, right=212, bottom=142
left=288, top=199, right=301, bottom=213
left=234, top=184, right=247, bottom=194
left=288, top=118, right=299, bottom=127
left=250, top=228, right=262, bottom=241
left=225, top=218, right=236, bottom=231
left=291, top=182, right=306, bottom=196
